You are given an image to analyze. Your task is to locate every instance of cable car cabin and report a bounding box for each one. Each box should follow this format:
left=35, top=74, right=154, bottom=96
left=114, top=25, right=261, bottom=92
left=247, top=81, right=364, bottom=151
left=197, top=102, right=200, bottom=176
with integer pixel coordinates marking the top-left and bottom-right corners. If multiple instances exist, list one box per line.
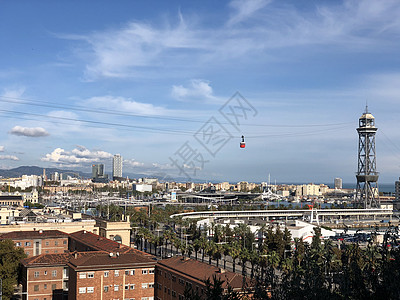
left=240, top=135, right=246, bottom=148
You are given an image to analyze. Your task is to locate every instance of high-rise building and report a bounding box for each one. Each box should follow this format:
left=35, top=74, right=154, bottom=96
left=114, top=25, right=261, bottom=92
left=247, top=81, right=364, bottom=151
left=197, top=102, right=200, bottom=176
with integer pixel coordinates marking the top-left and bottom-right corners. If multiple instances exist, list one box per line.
left=92, top=164, right=104, bottom=178
left=334, top=178, right=343, bottom=189
left=355, top=106, right=380, bottom=208
left=92, top=164, right=108, bottom=183
left=112, top=154, right=123, bottom=180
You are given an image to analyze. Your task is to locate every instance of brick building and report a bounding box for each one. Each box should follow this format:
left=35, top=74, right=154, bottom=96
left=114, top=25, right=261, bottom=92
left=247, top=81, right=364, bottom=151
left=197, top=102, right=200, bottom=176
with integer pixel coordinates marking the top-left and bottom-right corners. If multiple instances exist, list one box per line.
left=0, top=229, right=69, bottom=257
left=155, top=256, right=251, bottom=300
left=69, top=230, right=151, bottom=256
left=68, top=252, right=156, bottom=300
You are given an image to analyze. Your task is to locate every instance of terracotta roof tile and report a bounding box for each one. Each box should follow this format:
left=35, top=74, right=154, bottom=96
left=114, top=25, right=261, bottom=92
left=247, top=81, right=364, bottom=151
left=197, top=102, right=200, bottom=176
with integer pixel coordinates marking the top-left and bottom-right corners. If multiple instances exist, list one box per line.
left=68, top=252, right=156, bottom=270
left=21, top=251, right=107, bottom=267
left=0, top=230, right=68, bottom=240
left=158, top=256, right=250, bottom=290
left=69, top=230, right=151, bottom=256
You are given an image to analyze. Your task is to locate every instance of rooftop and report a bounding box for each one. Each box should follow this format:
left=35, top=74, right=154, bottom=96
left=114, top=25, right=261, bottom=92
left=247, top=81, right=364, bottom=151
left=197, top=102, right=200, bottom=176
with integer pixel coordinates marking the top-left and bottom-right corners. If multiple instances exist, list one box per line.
left=0, top=229, right=68, bottom=240
left=69, top=230, right=151, bottom=256
left=68, top=252, right=155, bottom=271
left=21, top=251, right=106, bottom=267
left=158, top=256, right=250, bottom=290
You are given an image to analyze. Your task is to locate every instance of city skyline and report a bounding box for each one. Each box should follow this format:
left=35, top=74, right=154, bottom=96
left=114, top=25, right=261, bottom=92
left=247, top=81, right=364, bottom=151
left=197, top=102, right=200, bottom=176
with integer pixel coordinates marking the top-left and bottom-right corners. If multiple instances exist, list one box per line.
left=1, top=1, right=400, bottom=183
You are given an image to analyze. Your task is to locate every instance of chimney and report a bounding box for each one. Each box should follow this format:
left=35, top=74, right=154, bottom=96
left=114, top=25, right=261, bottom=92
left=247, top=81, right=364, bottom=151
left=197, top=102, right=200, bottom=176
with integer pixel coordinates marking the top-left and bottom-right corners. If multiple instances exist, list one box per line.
left=39, top=229, right=43, bottom=234
left=109, top=252, right=113, bottom=257
left=74, top=252, right=78, bottom=259
left=219, top=268, right=226, bottom=274
left=116, top=252, right=120, bottom=257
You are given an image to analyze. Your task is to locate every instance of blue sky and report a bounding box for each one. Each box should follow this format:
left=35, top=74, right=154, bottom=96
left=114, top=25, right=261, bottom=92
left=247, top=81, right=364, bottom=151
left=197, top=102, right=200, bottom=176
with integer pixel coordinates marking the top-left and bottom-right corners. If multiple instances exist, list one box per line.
left=0, top=0, right=400, bottom=184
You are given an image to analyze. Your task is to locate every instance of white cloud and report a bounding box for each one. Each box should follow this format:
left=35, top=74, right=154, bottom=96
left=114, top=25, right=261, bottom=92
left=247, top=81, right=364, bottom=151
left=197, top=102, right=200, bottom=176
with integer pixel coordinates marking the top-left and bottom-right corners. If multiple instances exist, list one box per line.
left=61, top=0, right=400, bottom=80
left=0, top=146, right=4, bottom=152
left=0, top=155, right=19, bottom=161
left=171, top=79, right=219, bottom=102
left=1, top=87, right=25, bottom=99
left=228, top=0, right=271, bottom=26
left=84, top=96, right=168, bottom=116
left=9, top=126, right=49, bottom=137
left=41, top=146, right=113, bottom=165
left=124, top=159, right=144, bottom=168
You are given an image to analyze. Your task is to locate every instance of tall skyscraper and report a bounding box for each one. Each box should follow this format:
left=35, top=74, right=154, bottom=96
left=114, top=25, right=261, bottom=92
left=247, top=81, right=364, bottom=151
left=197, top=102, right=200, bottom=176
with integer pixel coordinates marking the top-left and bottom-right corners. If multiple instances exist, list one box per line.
left=92, top=164, right=104, bottom=178
left=334, top=178, right=342, bottom=189
left=355, top=106, right=380, bottom=208
left=113, top=154, right=123, bottom=180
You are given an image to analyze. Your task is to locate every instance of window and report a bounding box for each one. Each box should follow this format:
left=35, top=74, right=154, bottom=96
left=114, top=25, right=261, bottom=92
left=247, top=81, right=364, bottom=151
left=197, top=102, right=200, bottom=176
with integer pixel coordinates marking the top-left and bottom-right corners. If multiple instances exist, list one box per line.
left=79, top=272, right=86, bottom=279
left=157, top=283, right=162, bottom=290
left=45, top=250, right=49, bottom=254
left=142, top=283, right=148, bottom=289
left=25, top=242, right=31, bottom=246
left=115, top=270, right=119, bottom=277
left=130, top=284, right=135, bottom=290
left=55, top=241, right=58, bottom=246
left=52, top=284, right=56, bottom=290
left=172, top=275, right=176, bottom=282
left=149, top=283, right=154, bottom=288
left=172, top=290, right=177, bottom=297
left=104, top=286, right=109, bottom=292
left=125, top=285, right=129, bottom=290
left=178, top=278, right=184, bottom=285
left=54, top=250, right=58, bottom=253
left=34, top=271, right=39, bottom=277
left=114, top=285, right=119, bottom=291
left=87, top=272, right=94, bottom=278
left=34, top=285, right=39, bottom=291
left=52, top=270, right=57, bottom=277
left=44, top=284, right=47, bottom=289
left=149, top=269, right=155, bottom=274
left=45, top=241, right=49, bottom=246
left=63, top=240, right=67, bottom=244
left=130, top=270, right=135, bottom=275
left=15, top=242, right=21, bottom=247
left=79, top=287, right=86, bottom=294
left=87, top=287, right=94, bottom=293
left=142, top=269, right=148, bottom=275
left=125, top=270, right=130, bottom=276
left=104, top=271, right=109, bottom=277
left=44, top=271, right=47, bottom=275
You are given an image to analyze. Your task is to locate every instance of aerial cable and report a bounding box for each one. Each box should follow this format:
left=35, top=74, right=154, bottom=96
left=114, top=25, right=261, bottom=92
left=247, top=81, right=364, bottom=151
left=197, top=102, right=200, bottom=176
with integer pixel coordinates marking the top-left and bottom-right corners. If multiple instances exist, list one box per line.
left=0, top=95, right=353, bottom=128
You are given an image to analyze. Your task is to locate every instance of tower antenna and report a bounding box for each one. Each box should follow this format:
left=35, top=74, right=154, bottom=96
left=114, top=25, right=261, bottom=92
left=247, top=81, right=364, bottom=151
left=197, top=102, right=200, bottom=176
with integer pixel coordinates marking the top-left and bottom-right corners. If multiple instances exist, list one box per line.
left=355, top=107, right=380, bottom=208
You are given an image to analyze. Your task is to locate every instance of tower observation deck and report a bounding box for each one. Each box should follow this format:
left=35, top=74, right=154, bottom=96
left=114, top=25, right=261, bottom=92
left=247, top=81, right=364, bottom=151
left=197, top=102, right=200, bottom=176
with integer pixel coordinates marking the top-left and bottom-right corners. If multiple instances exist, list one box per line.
left=355, top=106, right=380, bottom=208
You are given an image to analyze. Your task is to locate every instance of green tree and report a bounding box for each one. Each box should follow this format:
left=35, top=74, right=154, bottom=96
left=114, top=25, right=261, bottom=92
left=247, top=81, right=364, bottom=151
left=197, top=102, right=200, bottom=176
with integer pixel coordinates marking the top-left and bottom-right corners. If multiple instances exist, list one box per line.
left=0, top=240, right=27, bottom=299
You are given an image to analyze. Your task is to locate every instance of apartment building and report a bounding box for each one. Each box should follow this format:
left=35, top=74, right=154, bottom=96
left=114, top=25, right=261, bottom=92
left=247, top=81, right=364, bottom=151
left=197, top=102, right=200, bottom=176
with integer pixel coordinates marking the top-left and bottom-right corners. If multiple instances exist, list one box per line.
left=21, top=253, right=72, bottom=300
left=0, top=229, right=69, bottom=257
left=68, top=252, right=156, bottom=300
left=155, top=256, right=251, bottom=300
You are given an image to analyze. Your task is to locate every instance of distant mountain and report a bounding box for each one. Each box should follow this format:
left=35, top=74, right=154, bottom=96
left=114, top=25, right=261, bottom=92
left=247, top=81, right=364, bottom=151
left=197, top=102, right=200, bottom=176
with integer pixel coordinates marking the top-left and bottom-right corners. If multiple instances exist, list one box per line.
left=0, top=166, right=91, bottom=179
left=0, top=165, right=209, bottom=183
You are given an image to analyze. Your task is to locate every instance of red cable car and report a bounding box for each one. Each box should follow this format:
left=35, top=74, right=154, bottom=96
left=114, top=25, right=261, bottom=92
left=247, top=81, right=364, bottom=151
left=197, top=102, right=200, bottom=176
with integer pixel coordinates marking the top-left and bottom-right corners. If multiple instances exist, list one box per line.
left=240, top=135, right=245, bottom=148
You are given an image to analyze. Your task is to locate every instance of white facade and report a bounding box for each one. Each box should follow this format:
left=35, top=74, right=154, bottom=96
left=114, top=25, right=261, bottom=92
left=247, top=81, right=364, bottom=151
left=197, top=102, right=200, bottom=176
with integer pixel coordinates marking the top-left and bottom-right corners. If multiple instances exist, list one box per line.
left=132, top=184, right=152, bottom=193
left=9, top=175, right=42, bottom=189
left=112, top=154, right=123, bottom=178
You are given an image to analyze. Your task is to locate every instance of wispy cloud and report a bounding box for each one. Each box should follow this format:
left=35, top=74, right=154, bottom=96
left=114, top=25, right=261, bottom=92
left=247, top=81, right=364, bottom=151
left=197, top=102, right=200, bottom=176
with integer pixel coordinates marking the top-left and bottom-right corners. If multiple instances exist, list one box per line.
left=171, top=79, right=219, bottom=103
left=227, top=0, right=271, bottom=26
left=9, top=126, right=49, bottom=137
left=124, top=159, right=144, bottom=168
left=41, top=145, right=112, bottom=165
left=84, top=96, right=169, bottom=116
left=60, top=0, right=400, bottom=80
left=0, top=146, right=4, bottom=152
left=0, top=87, right=25, bottom=99
left=0, top=155, right=19, bottom=161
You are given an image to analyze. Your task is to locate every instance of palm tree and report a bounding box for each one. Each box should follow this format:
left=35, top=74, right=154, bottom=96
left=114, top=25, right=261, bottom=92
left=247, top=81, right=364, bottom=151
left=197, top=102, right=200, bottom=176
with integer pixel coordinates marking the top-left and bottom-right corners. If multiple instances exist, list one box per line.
left=228, top=242, right=241, bottom=273
left=193, top=239, right=201, bottom=260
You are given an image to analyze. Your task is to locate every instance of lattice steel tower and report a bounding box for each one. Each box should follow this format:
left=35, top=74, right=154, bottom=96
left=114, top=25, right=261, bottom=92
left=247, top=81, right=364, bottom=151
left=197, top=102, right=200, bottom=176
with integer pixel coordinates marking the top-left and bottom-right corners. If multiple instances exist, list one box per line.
left=355, top=106, right=380, bottom=208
